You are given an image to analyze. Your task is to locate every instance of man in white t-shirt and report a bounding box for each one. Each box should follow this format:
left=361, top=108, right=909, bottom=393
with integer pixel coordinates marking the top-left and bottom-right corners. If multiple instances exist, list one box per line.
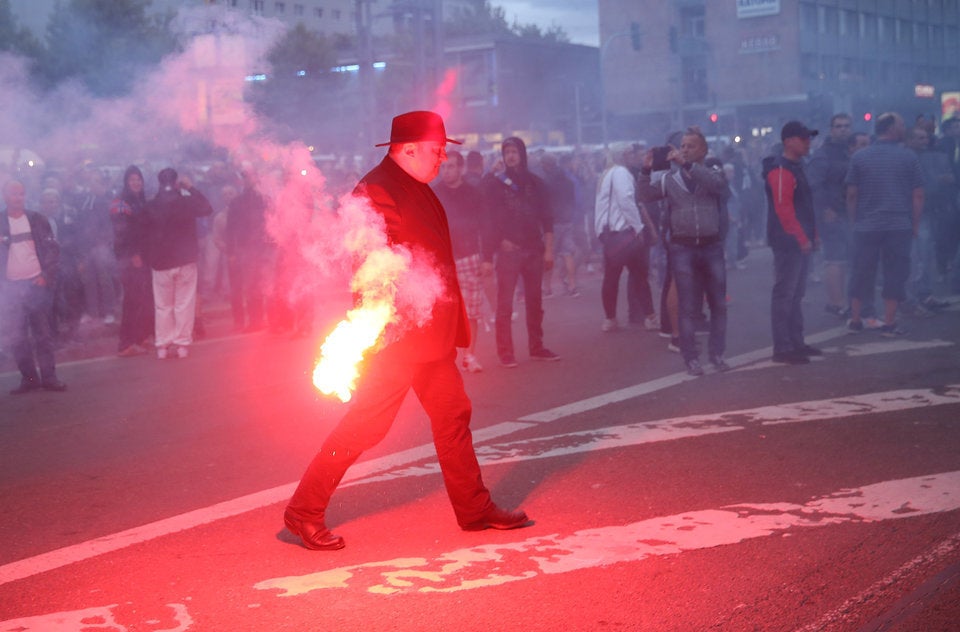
left=1, top=180, right=66, bottom=394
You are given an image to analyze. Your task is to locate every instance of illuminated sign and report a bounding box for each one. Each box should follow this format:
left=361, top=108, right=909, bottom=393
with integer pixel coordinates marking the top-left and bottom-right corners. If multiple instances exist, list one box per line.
left=915, top=84, right=935, bottom=98
left=943, top=92, right=960, bottom=119
left=737, top=0, right=780, bottom=19
left=740, top=34, right=780, bottom=53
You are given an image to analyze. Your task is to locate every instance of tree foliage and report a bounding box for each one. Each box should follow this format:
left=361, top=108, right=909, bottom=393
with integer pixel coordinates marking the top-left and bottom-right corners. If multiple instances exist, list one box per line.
left=444, top=0, right=570, bottom=43
left=0, top=0, right=43, bottom=59
left=247, top=23, right=346, bottom=144
left=36, top=0, right=179, bottom=96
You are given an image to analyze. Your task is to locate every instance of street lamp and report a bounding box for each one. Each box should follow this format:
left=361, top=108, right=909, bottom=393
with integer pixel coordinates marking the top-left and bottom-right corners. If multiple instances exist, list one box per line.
left=599, top=22, right=640, bottom=146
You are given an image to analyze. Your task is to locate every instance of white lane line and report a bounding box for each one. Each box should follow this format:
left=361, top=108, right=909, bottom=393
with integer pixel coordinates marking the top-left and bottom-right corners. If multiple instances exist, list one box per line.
left=796, top=532, right=960, bottom=632
left=253, top=471, right=960, bottom=596
left=0, top=422, right=536, bottom=586
left=0, top=358, right=949, bottom=588
left=338, top=385, right=960, bottom=486
left=520, top=326, right=848, bottom=422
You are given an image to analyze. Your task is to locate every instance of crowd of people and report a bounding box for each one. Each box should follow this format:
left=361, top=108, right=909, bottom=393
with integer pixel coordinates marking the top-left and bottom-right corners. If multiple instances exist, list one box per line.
left=2, top=109, right=959, bottom=391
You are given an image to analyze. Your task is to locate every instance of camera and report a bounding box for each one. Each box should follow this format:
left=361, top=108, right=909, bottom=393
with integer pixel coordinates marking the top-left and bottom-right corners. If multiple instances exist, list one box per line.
left=651, top=146, right=672, bottom=171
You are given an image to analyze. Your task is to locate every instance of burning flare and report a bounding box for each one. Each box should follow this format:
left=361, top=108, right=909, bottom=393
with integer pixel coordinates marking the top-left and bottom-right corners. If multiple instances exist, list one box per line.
left=312, top=301, right=393, bottom=402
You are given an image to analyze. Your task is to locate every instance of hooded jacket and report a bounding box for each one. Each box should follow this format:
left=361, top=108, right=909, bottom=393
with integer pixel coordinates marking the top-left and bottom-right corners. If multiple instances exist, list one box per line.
left=110, top=165, right=148, bottom=260
left=481, top=137, right=553, bottom=260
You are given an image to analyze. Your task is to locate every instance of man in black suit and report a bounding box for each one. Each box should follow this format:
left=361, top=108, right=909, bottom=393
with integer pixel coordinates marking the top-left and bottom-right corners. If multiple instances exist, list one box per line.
left=284, top=111, right=532, bottom=551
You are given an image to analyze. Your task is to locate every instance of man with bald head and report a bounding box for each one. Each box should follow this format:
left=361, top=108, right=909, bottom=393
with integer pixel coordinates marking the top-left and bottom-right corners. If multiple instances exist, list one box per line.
left=1, top=179, right=67, bottom=393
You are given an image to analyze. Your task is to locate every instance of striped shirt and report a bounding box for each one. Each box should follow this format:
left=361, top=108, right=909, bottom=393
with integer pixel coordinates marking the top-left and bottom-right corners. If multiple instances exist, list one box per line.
left=844, top=140, right=924, bottom=232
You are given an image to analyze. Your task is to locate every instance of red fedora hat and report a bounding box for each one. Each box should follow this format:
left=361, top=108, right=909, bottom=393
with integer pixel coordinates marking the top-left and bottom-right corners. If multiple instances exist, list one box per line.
left=375, top=110, right=462, bottom=147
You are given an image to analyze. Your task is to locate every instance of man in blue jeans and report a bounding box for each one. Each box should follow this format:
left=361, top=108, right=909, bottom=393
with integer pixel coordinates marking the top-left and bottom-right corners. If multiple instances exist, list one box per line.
left=638, top=127, right=730, bottom=376
left=763, top=121, right=821, bottom=365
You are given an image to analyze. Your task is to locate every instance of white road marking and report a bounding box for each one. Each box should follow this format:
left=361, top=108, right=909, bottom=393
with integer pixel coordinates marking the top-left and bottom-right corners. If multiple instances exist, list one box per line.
left=0, top=603, right=192, bottom=632
left=0, top=337, right=954, bottom=587
left=253, top=471, right=960, bottom=596
left=796, top=532, right=960, bottom=632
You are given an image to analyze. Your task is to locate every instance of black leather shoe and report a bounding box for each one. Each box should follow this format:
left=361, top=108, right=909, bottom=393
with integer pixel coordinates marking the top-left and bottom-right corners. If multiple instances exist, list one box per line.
left=461, top=506, right=532, bottom=531
left=283, top=509, right=345, bottom=550
left=797, top=345, right=823, bottom=356
left=41, top=380, right=68, bottom=392
left=10, top=380, right=40, bottom=395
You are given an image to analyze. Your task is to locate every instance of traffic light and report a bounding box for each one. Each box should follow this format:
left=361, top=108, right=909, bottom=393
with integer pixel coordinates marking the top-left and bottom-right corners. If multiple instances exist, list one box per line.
left=630, top=22, right=641, bottom=50
left=709, top=112, right=719, bottom=124
left=863, top=112, right=873, bottom=122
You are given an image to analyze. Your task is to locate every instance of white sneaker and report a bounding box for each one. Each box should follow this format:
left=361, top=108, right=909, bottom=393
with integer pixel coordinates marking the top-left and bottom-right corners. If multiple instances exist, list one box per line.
left=643, top=314, right=660, bottom=331
left=462, top=354, right=483, bottom=373
left=157, top=347, right=168, bottom=360
left=601, top=318, right=618, bottom=332
left=863, top=317, right=883, bottom=329
left=103, top=314, right=117, bottom=325
left=176, top=346, right=189, bottom=359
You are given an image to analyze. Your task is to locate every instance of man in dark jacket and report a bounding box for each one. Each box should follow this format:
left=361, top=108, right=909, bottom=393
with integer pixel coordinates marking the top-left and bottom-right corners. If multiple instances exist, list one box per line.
left=284, top=111, right=531, bottom=551
left=144, top=168, right=213, bottom=359
left=481, top=136, right=559, bottom=367
left=763, top=121, right=821, bottom=365
left=1, top=179, right=66, bottom=393
left=225, top=167, right=270, bottom=332
left=807, top=113, right=853, bottom=318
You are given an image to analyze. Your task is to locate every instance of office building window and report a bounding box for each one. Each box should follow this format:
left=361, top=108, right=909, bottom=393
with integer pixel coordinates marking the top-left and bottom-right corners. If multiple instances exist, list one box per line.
left=275, top=1, right=285, bottom=13
left=800, top=3, right=817, bottom=32
left=252, top=0, right=264, bottom=14
left=680, top=6, right=705, bottom=38
left=333, top=9, right=341, bottom=19
left=681, top=57, right=708, bottom=103
left=294, top=3, right=303, bottom=15
left=315, top=7, right=323, bottom=18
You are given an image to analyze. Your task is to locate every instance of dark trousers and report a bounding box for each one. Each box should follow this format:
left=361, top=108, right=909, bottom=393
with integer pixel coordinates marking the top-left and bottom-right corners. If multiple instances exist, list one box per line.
left=771, top=246, right=810, bottom=355
left=495, top=248, right=545, bottom=359
left=601, top=232, right=652, bottom=321
left=286, top=350, right=494, bottom=527
left=669, top=241, right=727, bottom=362
left=1, top=280, right=58, bottom=385
left=849, top=230, right=912, bottom=303
left=118, top=259, right=154, bottom=350
left=228, top=255, right=264, bottom=329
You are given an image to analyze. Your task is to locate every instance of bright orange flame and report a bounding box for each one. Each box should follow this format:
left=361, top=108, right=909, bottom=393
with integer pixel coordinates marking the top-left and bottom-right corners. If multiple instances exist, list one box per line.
left=312, top=300, right=394, bottom=402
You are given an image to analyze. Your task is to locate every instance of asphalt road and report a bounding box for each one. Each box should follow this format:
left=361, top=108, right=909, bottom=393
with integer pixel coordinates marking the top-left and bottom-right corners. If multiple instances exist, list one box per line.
left=2, top=248, right=959, bottom=631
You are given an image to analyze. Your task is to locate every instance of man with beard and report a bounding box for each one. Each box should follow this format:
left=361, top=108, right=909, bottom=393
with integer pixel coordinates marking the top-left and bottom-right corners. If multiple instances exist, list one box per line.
left=284, top=112, right=531, bottom=551
left=481, top=137, right=559, bottom=367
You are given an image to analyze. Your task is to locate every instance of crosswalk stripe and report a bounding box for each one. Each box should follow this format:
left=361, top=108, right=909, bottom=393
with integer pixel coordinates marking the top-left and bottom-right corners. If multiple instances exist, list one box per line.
left=254, top=471, right=960, bottom=596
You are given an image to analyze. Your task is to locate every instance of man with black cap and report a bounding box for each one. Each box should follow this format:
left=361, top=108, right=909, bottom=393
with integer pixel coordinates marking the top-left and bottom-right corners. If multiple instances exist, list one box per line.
left=481, top=136, right=559, bottom=367
left=284, top=111, right=531, bottom=551
left=763, top=121, right=821, bottom=364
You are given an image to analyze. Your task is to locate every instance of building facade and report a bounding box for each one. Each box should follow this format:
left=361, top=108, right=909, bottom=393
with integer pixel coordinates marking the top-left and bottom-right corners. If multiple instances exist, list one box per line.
left=599, top=0, right=960, bottom=141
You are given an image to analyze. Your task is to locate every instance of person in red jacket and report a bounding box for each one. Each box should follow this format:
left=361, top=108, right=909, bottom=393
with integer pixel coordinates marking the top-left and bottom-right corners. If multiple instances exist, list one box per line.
left=763, top=121, right=822, bottom=365
left=283, top=111, right=532, bottom=551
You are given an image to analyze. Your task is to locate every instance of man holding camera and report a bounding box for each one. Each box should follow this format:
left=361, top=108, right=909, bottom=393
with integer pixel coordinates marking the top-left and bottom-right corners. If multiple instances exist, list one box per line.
left=638, top=127, right=730, bottom=376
